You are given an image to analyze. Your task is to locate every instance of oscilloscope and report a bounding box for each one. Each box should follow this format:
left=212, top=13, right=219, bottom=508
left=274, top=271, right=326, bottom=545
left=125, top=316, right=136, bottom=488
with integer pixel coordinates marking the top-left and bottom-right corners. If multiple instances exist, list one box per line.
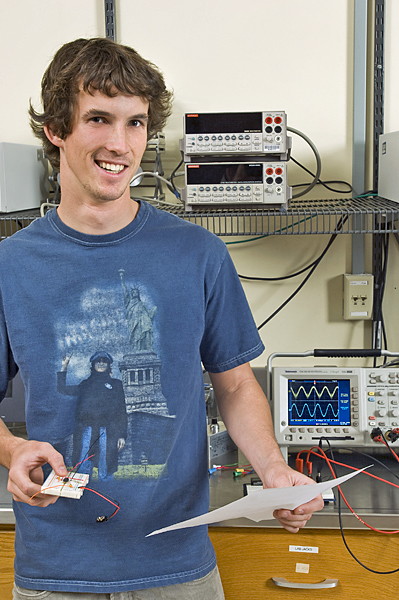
left=273, top=365, right=399, bottom=449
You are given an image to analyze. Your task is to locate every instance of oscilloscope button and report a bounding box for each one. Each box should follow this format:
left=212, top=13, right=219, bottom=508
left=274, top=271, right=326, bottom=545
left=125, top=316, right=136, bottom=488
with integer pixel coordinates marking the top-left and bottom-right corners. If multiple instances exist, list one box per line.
left=352, top=421, right=359, bottom=426
left=325, top=428, right=332, bottom=433
left=352, top=393, right=358, bottom=399
left=316, top=428, right=323, bottom=433
left=307, top=428, right=314, bottom=433
left=298, top=428, right=305, bottom=433
left=334, top=428, right=340, bottom=433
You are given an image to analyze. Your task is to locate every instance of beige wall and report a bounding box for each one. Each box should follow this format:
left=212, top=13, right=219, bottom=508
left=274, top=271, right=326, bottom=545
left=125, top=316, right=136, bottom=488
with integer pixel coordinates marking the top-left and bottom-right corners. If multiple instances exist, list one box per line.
left=1, top=0, right=398, bottom=367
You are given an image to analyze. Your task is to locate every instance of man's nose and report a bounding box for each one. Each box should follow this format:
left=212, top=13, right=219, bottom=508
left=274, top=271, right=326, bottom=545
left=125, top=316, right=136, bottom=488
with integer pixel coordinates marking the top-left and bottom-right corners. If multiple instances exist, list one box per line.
left=105, top=124, right=130, bottom=154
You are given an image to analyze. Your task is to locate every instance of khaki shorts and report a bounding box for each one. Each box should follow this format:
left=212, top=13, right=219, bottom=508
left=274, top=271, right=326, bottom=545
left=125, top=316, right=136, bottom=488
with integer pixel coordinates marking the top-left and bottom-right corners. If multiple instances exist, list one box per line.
left=12, top=566, right=225, bottom=600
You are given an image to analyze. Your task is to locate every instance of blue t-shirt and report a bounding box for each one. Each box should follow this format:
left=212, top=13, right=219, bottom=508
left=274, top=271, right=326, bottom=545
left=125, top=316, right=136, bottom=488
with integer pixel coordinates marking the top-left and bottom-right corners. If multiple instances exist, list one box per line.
left=0, top=201, right=264, bottom=593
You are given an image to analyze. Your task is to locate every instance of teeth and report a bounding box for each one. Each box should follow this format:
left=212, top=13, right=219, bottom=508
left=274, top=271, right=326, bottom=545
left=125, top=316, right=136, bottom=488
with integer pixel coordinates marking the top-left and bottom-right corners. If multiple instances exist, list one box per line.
left=98, top=161, right=125, bottom=173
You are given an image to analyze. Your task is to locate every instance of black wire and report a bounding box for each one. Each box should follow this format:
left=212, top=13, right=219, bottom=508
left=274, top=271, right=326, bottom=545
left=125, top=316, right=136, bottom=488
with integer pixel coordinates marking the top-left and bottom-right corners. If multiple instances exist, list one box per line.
left=239, top=218, right=347, bottom=283
left=290, top=156, right=353, bottom=194
left=67, top=430, right=106, bottom=480
left=256, top=218, right=346, bottom=329
left=322, top=439, right=399, bottom=574
left=323, top=445, right=399, bottom=484
left=238, top=259, right=319, bottom=282
left=373, top=234, right=390, bottom=365
left=169, top=155, right=184, bottom=195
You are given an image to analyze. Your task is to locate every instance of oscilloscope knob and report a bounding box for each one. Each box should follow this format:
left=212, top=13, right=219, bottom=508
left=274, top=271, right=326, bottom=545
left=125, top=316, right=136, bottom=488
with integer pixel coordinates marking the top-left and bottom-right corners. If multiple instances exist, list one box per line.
left=392, top=409, right=399, bottom=417
left=378, top=408, right=387, bottom=417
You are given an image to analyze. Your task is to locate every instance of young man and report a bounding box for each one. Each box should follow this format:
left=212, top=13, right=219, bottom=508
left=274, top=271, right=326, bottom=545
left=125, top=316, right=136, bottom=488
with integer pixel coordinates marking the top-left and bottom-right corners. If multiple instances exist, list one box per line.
left=0, top=38, right=323, bottom=598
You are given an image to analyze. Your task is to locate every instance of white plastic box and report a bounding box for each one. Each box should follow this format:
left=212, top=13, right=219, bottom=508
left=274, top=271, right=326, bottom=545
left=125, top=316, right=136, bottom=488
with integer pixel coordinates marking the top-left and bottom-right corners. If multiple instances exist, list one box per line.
left=378, top=131, right=399, bottom=203
left=0, top=142, right=45, bottom=212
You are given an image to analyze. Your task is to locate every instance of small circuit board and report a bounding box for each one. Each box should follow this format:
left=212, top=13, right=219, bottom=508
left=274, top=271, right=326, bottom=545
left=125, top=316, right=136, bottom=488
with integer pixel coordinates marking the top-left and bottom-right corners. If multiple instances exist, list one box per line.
left=41, top=470, right=89, bottom=499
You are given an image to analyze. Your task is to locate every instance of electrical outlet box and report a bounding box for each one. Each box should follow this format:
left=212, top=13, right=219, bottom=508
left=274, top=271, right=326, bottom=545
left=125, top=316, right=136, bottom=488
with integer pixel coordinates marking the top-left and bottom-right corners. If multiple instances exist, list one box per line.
left=343, top=274, right=374, bottom=320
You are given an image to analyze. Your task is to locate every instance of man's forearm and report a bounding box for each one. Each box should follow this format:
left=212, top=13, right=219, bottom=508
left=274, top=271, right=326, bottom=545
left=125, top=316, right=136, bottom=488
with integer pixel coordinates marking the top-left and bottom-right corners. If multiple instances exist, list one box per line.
left=209, top=363, right=286, bottom=482
left=0, top=418, right=27, bottom=470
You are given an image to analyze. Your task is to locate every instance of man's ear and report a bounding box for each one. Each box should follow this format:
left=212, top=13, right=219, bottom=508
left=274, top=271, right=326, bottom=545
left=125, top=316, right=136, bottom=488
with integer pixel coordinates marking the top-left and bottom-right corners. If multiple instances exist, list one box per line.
left=43, top=124, right=63, bottom=148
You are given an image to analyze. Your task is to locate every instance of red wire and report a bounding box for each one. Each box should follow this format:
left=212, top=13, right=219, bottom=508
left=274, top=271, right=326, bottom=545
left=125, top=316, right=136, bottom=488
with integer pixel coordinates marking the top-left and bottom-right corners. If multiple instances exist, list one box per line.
left=298, top=446, right=399, bottom=534
left=297, top=448, right=399, bottom=489
left=79, top=487, right=120, bottom=519
left=67, top=455, right=95, bottom=476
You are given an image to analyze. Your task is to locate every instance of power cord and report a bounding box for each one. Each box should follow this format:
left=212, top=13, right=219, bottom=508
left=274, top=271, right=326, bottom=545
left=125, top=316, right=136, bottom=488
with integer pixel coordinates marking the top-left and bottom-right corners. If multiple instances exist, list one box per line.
left=254, top=217, right=346, bottom=329
left=290, top=155, right=353, bottom=195
left=287, top=126, right=321, bottom=199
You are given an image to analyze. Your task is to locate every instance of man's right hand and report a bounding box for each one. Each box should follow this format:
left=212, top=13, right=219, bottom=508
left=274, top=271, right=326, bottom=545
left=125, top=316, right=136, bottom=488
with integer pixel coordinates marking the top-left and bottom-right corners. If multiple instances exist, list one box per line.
left=7, top=438, right=68, bottom=507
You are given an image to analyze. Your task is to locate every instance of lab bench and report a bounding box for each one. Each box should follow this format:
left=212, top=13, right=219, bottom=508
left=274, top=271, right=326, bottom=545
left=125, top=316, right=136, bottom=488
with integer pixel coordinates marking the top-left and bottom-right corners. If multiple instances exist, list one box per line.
left=1, top=449, right=399, bottom=598
left=208, top=449, right=399, bottom=597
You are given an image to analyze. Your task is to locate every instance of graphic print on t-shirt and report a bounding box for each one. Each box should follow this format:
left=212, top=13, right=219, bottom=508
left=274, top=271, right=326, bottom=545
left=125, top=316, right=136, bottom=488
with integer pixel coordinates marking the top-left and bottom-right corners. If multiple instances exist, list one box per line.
left=55, top=269, right=175, bottom=482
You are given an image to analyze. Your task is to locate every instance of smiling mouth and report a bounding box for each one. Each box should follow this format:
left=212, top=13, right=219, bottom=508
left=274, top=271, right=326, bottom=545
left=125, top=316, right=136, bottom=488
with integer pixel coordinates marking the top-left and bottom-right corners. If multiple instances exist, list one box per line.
left=97, top=161, right=126, bottom=173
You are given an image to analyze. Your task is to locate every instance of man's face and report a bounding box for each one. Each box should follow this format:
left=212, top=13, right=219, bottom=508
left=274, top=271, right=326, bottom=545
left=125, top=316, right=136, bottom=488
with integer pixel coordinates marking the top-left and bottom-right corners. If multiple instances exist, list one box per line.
left=94, top=358, right=109, bottom=373
left=51, top=87, right=149, bottom=206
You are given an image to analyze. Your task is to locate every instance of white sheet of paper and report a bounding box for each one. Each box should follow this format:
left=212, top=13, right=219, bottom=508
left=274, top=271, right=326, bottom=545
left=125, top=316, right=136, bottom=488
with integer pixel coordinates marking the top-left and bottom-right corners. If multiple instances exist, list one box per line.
left=147, top=467, right=368, bottom=537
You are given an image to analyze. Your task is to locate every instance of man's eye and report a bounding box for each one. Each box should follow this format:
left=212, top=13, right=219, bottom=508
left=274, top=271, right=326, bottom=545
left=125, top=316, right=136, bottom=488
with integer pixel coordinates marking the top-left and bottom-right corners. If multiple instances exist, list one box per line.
left=130, top=119, right=145, bottom=127
left=90, top=116, right=105, bottom=123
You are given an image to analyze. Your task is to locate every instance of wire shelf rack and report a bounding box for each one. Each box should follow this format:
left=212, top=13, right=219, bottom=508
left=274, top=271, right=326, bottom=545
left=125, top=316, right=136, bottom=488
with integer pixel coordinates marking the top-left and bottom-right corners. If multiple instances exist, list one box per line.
left=163, top=196, right=399, bottom=236
left=0, top=211, right=39, bottom=241
left=0, top=197, right=398, bottom=240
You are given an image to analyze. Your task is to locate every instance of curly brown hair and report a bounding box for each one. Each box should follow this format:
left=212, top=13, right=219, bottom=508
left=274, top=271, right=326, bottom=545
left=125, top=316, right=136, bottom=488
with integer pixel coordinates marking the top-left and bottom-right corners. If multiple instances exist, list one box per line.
left=29, top=38, right=173, bottom=169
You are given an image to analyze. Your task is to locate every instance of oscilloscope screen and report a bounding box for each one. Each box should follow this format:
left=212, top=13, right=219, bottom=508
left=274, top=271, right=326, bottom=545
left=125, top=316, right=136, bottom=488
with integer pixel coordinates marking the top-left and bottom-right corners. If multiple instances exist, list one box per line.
left=288, top=378, right=351, bottom=426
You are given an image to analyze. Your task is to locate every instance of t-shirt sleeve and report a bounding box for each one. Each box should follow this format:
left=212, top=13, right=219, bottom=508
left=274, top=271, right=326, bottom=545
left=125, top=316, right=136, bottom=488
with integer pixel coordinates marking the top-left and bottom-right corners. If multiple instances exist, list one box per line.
left=200, top=250, right=265, bottom=373
left=0, top=293, right=18, bottom=400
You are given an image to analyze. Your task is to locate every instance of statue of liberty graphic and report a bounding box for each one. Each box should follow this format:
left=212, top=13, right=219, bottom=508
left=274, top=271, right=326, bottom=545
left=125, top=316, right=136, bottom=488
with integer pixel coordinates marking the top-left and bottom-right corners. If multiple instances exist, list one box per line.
left=118, top=269, right=157, bottom=353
